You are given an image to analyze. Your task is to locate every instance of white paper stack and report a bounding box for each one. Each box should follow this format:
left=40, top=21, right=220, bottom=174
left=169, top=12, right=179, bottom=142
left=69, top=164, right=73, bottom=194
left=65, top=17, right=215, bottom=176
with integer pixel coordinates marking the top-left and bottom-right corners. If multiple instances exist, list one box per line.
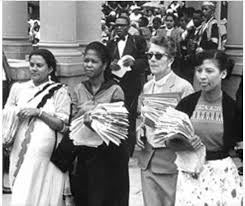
left=70, top=102, right=129, bottom=147
left=140, top=102, right=206, bottom=174
left=2, top=107, right=20, bottom=147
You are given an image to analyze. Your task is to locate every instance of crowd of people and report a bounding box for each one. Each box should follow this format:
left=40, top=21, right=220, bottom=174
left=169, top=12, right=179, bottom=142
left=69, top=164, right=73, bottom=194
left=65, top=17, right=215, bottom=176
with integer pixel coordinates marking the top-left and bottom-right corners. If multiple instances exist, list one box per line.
left=2, top=1, right=243, bottom=206
left=101, top=1, right=227, bottom=84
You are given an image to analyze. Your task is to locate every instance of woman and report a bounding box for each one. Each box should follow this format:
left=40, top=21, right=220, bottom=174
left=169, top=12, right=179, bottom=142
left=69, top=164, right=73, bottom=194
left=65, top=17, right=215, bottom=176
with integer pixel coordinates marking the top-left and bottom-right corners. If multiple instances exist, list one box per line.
left=5, top=49, right=72, bottom=206
left=157, top=13, right=184, bottom=77
left=196, top=1, right=219, bottom=52
left=136, top=36, right=194, bottom=206
left=70, top=41, right=129, bottom=206
left=174, top=50, right=243, bottom=205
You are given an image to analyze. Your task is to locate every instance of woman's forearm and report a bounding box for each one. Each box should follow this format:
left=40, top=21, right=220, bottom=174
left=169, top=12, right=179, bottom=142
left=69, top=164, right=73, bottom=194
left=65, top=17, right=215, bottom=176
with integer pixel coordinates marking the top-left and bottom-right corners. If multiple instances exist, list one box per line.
left=38, top=110, right=64, bottom=132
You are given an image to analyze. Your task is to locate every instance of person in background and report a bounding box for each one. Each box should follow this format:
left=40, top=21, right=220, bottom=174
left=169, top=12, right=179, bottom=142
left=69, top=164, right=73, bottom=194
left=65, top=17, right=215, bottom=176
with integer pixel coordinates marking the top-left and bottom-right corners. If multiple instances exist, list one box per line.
left=196, top=1, right=219, bottom=52
left=136, top=36, right=194, bottom=206
left=5, top=49, right=72, bottom=206
left=138, top=16, right=152, bottom=48
left=2, top=51, right=13, bottom=194
left=70, top=41, right=129, bottom=206
left=157, top=13, right=184, bottom=77
left=180, top=9, right=204, bottom=83
left=235, top=78, right=243, bottom=175
left=174, top=50, right=243, bottom=205
left=151, top=17, right=164, bottom=36
left=107, top=15, right=148, bottom=156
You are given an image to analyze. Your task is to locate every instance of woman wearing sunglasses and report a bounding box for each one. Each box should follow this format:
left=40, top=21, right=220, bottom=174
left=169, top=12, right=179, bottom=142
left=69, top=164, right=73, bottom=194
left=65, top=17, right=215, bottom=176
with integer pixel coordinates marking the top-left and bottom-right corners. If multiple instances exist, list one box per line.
left=136, top=36, right=194, bottom=206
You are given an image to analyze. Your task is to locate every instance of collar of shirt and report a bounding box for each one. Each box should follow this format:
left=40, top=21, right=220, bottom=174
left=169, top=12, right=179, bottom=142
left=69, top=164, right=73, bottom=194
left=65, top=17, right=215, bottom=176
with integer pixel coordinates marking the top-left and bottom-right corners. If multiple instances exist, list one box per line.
left=28, top=80, right=54, bottom=91
left=166, top=28, right=174, bottom=36
left=153, top=71, right=173, bottom=86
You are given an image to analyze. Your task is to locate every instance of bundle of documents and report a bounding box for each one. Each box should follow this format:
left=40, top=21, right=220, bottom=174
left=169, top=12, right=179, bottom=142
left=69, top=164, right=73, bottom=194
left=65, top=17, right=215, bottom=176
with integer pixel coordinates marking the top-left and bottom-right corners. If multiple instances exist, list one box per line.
left=142, top=107, right=195, bottom=148
left=141, top=100, right=206, bottom=173
left=140, top=92, right=181, bottom=129
left=70, top=102, right=129, bottom=147
left=112, top=55, right=135, bottom=78
left=2, top=107, right=20, bottom=148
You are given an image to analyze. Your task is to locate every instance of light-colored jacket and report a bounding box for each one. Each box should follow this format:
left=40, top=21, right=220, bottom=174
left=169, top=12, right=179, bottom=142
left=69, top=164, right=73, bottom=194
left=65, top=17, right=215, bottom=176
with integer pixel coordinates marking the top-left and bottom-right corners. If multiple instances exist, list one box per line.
left=137, top=72, right=194, bottom=174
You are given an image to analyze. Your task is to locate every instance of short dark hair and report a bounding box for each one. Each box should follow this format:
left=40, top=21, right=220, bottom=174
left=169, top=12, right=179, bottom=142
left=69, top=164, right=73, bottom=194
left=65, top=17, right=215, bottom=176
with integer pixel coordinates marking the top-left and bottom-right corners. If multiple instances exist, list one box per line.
left=150, top=36, right=177, bottom=58
left=193, top=9, right=203, bottom=16
left=29, top=49, right=58, bottom=82
left=165, top=13, right=177, bottom=23
left=195, top=50, right=235, bottom=79
left=139, top=16, right=149, bottom=27
left=153, top=17, right=162, bottom=24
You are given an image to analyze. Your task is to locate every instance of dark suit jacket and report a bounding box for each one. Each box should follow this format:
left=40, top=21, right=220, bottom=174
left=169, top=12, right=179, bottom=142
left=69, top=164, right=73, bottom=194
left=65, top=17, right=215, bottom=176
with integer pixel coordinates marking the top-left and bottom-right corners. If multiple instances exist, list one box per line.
left=107, top=34, right=148, bottom=98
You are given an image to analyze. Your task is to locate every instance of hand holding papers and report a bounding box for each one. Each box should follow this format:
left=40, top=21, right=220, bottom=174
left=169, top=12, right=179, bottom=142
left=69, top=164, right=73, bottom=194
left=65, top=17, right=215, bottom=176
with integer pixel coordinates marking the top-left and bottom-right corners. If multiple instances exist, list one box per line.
left=112, top=55, right=135, bottom=78
left=70, top=102, right=129, bottom=147
left=139, top=93, right=206, bottom=173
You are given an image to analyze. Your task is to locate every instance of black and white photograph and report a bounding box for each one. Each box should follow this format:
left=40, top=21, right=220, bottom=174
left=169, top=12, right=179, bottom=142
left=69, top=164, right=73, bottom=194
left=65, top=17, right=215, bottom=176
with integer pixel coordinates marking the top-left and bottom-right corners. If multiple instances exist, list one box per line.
left=2, top=1, right=243, bottom=206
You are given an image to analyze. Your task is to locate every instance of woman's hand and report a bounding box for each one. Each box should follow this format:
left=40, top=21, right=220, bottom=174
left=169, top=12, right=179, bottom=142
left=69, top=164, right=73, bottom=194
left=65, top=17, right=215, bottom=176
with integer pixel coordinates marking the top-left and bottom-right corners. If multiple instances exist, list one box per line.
left=17, top=108, right=39, bottom=119
left=136, top=127, right=145, bottom=149
left=165, top=134, right=203, bottom=151
left=189, top=135, right=203, bottom=151
left=76, top=101, right=96, bottom=117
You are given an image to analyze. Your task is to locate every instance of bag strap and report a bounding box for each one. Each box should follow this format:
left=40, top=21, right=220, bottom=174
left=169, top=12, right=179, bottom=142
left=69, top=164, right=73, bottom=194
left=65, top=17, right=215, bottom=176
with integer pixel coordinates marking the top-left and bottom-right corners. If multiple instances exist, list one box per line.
left=51, top=102, right=73, bottom=157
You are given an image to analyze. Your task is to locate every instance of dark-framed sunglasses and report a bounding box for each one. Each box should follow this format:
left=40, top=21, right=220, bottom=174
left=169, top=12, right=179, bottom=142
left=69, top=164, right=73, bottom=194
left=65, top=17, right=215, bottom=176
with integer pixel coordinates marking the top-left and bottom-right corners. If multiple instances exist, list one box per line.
left=146, top=52, right=168, bottom=60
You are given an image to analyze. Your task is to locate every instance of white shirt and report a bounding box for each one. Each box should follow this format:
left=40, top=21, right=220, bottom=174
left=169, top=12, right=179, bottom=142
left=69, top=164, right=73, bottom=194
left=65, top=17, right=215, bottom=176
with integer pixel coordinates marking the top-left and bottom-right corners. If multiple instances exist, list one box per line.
left=117, top=35, right=128, bottom=58
left=166, top=28, right=174, bottom=37
left=152, top=71, right=173, bottom=93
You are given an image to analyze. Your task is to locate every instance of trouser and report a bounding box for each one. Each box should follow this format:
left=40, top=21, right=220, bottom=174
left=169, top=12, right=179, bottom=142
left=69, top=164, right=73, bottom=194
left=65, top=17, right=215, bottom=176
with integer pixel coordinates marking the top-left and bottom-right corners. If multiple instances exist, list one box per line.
left=124, top=94, right=139, bottom=156
left=141, top=169, right=178, bottom=206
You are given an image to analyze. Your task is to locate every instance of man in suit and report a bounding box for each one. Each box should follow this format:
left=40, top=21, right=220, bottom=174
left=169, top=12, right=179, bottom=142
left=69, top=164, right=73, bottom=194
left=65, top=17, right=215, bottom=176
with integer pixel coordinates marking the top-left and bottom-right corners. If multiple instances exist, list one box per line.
left=106, top=15, right=148, bottom=156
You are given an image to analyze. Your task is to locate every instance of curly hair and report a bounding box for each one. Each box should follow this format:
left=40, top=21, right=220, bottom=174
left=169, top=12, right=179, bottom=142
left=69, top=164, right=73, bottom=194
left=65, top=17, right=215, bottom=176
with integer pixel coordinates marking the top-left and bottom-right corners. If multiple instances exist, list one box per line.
left=195, top=50, right=234, bottom=79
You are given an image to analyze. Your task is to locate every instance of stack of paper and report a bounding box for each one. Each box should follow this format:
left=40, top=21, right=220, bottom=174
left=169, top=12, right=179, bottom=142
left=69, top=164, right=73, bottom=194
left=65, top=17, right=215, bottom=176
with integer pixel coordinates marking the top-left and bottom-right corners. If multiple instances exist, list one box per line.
left=140, top=92, right=180, bottom=129
left=70, top=102, right=129, bottom=147
left=2, top=107, right=20, bottom=148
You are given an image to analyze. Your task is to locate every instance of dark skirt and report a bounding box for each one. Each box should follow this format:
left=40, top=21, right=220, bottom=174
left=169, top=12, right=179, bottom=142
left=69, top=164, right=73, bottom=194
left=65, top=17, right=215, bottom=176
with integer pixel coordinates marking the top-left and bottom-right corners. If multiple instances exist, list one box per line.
left=71, top=142, right=130, bottom=206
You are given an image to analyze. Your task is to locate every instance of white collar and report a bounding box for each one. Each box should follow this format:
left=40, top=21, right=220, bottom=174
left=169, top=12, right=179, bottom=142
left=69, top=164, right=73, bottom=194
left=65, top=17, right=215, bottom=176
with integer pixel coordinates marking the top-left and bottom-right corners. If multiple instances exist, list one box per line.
left=153, top=71, right=173, bottom=86
left=28, top=80, right=54, bottom=90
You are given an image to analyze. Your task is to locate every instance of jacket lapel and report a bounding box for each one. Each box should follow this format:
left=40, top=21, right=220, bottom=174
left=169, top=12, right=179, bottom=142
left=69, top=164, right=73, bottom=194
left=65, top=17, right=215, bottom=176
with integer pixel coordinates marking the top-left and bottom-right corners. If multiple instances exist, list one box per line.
left=122, top=35, right=134, bottom=57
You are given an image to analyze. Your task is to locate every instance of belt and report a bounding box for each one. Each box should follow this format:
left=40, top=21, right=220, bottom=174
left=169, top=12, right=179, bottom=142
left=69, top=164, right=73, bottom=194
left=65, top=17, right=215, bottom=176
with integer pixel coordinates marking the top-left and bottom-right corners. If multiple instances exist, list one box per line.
left=206, top=150, right=229, bottom=161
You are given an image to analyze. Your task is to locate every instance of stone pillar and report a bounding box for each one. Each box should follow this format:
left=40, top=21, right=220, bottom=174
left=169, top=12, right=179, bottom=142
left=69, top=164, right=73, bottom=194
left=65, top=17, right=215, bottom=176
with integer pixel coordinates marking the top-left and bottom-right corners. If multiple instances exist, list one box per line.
left=77, top=1, right=102, bottom=47
left=2, top=1, right=32, bottom=59
left=223, top=1, right=243, bottom=99
left=38, top=1, right=102, bottom=88
left=38, top=1, right=83, bottom=87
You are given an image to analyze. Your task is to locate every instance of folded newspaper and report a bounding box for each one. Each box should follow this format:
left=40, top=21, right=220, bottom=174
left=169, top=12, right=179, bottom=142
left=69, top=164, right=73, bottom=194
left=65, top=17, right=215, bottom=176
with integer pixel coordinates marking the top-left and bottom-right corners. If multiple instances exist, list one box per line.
left=140, top=94, right=206, bottom=173
left=112, top=55, right=135, bottom=78
left=70, top=102, right=129, bottom=147
left=2, top=107, right=20, bottom=148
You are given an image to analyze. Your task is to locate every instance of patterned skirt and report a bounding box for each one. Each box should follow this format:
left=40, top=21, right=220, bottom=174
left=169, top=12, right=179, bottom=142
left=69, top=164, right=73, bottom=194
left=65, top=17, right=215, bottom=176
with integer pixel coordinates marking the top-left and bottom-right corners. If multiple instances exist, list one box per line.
left=175, top=157, right=243, bottom=206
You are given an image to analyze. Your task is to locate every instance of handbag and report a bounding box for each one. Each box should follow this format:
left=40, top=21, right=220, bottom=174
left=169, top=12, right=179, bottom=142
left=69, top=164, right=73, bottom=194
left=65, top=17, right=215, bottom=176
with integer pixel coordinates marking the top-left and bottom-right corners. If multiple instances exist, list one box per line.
left=50, top=130, right=78, bottom=173
left=50, top=103, right=79, bottom=173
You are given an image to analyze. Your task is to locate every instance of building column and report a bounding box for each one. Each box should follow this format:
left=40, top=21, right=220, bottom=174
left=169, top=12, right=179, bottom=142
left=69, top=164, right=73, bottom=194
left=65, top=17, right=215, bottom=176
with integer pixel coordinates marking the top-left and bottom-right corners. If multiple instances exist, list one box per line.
left=2, top=1, right=32, bottom=59
left=38, top=1, right=83, bottom=87
left=223, top=1, right=243, bottom=99
left=38, top=1, right=102, bottom=87
left=77, top=1, right=102, bottom=47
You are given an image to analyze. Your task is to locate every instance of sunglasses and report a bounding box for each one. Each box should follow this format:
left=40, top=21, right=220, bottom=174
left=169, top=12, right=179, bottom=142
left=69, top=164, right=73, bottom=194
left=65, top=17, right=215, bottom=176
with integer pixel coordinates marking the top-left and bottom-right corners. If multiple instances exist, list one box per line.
left=146, top=52, right=168, bottom=60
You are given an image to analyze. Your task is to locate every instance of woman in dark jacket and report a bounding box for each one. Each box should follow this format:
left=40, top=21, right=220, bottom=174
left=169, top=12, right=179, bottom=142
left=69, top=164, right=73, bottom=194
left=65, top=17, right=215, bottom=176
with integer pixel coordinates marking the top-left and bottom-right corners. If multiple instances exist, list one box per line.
left=173, top=50, right=243, bottom=205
